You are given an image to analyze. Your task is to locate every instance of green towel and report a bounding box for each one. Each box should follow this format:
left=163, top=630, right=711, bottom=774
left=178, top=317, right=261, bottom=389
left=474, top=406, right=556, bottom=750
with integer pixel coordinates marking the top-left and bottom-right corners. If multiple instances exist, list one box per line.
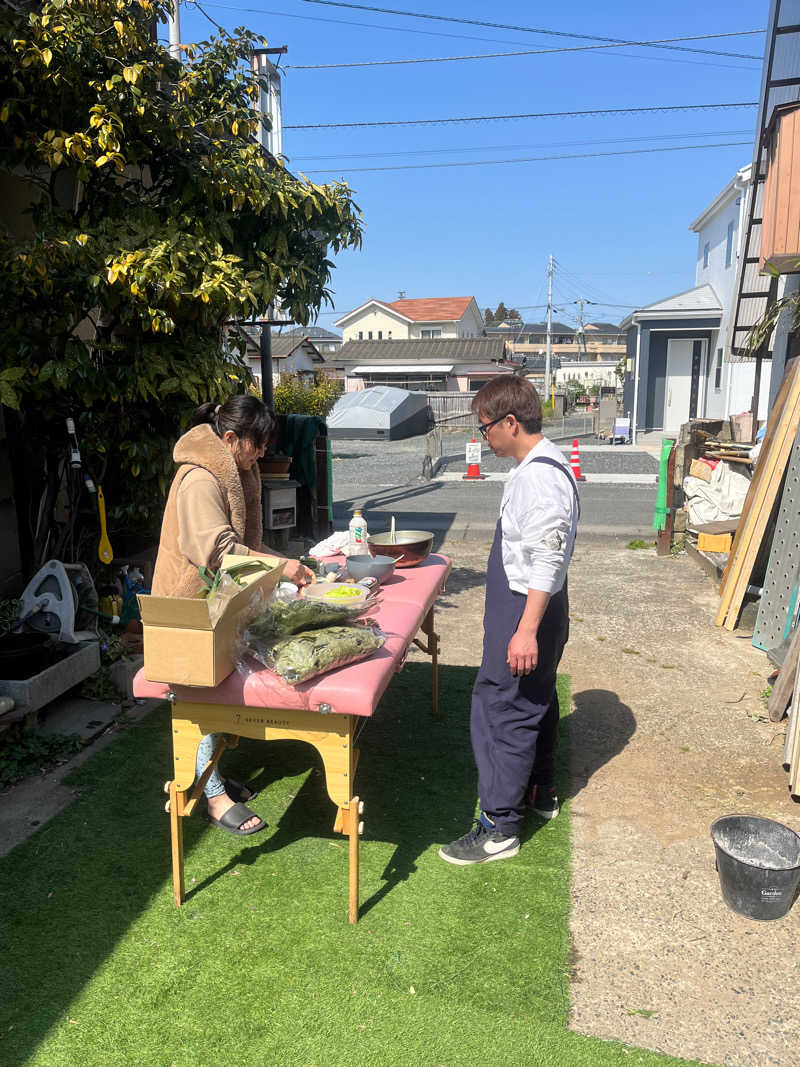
left=653, top=437, right=676, bottom=532
left=281, top=414, right=327, bottom=488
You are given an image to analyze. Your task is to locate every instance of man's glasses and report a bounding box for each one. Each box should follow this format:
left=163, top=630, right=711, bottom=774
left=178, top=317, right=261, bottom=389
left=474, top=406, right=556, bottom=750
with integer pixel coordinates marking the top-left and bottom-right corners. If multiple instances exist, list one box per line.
left=477, top=413, right=510, bottom=439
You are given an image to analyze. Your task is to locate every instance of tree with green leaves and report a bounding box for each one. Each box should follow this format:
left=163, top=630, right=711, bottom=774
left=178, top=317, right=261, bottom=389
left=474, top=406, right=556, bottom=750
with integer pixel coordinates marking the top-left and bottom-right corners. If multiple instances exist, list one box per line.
left=484, top=307, right=495, bottom=325
left=0, top=0, right=362, bottom=569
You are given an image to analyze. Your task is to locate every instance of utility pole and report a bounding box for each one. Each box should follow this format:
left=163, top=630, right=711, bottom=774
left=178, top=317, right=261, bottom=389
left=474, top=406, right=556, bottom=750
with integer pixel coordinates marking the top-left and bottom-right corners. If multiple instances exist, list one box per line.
left=168, top=0, right=181, bottom=61
left=545, top=254, right=554, bottom=402
left=576, top=297, right=587, bottom=357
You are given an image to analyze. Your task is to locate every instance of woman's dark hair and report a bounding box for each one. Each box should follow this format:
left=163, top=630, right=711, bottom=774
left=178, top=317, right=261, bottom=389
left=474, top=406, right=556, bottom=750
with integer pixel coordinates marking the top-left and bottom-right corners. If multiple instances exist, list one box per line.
left=471, top=375, right=543, bottom=434
left=193, top=395, right=276, bottom=446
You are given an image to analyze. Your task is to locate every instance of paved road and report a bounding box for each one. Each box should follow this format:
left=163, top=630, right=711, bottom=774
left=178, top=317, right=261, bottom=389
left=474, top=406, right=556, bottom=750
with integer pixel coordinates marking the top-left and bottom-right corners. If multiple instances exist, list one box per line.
left=330, top=434, right=659, bottom=541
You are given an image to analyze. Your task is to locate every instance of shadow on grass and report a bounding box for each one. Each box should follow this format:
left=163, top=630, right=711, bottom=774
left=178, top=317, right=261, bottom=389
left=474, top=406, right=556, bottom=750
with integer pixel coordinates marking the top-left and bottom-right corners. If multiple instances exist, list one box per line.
left=0, top=667, right=631, bottom=1065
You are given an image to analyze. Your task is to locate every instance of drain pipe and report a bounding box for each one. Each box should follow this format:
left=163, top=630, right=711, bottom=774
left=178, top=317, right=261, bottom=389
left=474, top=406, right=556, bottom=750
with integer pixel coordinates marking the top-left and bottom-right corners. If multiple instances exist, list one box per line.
left=632, top=321, right=642, bottom=446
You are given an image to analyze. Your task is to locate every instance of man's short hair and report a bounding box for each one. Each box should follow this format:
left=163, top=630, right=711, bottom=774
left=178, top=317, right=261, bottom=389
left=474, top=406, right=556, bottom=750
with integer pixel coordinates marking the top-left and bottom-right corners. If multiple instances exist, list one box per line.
left=471, top=375, right=543, bottom=434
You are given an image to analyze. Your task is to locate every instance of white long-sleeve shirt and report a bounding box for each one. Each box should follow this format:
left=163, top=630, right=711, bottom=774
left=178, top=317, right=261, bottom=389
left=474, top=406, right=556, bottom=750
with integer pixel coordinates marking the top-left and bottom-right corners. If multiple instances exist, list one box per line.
left=500, top=437, right=579, bottom=595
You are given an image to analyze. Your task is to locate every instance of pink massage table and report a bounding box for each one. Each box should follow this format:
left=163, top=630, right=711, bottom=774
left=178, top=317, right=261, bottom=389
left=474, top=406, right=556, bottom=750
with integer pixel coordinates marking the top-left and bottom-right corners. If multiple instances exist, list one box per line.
left=133, top=554, right=451, bottom=922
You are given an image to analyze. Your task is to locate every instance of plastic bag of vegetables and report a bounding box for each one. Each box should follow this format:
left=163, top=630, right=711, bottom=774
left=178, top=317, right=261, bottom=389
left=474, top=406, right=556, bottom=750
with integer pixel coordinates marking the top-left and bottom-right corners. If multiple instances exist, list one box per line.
left=250, top=624, right=385, bottom=685
left=245, top=586, right=377, bottom=641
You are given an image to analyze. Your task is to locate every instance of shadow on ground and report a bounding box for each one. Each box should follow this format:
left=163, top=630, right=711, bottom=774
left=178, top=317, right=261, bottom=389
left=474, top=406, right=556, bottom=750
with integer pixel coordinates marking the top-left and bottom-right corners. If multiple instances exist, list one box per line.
left=0, top=668, right=633, bottom=1064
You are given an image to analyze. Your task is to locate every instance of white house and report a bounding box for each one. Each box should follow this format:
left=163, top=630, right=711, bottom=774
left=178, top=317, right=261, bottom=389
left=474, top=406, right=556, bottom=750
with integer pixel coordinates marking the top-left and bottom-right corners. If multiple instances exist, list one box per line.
left=622, top=164, right=772, bottom=439
left=334, top=296, right=484, bottom=343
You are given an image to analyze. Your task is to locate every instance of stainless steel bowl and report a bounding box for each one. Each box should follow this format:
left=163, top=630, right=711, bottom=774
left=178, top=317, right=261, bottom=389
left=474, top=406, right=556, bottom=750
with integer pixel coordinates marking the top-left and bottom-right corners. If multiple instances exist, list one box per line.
left=367, top=530, right=434, bottom=568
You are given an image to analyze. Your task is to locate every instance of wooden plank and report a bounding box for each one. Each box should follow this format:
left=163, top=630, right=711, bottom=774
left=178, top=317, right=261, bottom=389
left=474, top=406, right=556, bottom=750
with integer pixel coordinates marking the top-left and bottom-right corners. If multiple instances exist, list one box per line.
left=716, top=361, right=800, bottom=628
left=719, top=360, right=799, bottom=594
left=656, top=445, right=677, bottom=556
left=721, top=398, right=800, bottom=630
left=348, top=794, right=360, bottom=924
left=788, top=656, right=800, bottom=796
left=691, top=519, right=740, bottom=535
left=770, top=623, right=800, bottom=721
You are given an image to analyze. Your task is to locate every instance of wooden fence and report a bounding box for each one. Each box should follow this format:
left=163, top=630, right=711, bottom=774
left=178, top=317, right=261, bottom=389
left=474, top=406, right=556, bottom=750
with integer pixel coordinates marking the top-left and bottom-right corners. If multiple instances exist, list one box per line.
left=426, top=391, right=477, bottom=428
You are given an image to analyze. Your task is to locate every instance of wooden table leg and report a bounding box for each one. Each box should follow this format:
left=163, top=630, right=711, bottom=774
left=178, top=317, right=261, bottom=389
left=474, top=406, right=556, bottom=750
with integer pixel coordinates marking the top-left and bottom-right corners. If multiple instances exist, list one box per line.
left=348, top=794, right=361, bottom=924
left=168, top=781, right=186, bottom=906
left=415, top=605, right=440, bottom=715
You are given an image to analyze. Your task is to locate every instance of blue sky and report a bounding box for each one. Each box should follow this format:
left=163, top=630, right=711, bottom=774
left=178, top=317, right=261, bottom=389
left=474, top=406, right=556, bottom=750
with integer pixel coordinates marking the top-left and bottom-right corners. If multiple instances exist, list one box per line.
left=174, top=0, right=766, bottom=329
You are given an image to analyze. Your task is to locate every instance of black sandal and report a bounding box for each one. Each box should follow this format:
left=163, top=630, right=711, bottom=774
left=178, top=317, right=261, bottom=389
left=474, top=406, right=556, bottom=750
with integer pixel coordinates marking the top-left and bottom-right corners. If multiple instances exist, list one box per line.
left=224, top=778, right=258, bottom=803
left=204, top=802, right=266, bottom=836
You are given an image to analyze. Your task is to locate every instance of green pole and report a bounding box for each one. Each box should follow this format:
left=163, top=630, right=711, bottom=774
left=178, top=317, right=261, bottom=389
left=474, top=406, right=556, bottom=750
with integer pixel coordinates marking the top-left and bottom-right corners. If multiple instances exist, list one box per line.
left=653, top=437, right=676, bottom=532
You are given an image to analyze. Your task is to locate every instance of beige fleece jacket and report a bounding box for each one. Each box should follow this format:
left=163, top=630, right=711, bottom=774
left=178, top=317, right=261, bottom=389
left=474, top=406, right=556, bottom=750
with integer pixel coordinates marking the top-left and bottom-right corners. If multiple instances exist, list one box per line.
left=152, top=423, right=267, bottom=598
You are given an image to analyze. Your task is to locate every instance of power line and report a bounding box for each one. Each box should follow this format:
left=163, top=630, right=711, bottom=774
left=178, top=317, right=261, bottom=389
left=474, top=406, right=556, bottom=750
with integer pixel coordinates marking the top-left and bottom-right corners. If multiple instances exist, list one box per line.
left=286, top=102, right=757, bottom=131
left=199, top=2, right=588, bottom=48
left=286, top=31, right=764, bottom=69
left=299, top=1, right=764, bottom=59
left=290, top=129, right=754, bottom=162
left=303, top=140, right=752, bottom=174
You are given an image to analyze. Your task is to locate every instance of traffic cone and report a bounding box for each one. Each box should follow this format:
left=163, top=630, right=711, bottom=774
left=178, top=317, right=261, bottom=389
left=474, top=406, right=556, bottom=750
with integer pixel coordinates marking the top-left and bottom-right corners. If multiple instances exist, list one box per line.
left=569, top=438, right=585, bottom=482
left=463, top=438, right=485, bottom=480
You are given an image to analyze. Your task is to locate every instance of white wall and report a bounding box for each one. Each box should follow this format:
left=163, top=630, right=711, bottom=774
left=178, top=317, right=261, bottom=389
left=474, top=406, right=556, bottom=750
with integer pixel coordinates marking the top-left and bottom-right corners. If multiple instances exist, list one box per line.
left=692, top=173, right=772, bottom=420
left=340, top=307, right=410, bottom=342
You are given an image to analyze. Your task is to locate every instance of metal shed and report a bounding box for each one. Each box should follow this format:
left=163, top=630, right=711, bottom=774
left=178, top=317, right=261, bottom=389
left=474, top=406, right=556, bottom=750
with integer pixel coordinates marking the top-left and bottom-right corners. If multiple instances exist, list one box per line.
left=327, top=386, right=431, bottom=440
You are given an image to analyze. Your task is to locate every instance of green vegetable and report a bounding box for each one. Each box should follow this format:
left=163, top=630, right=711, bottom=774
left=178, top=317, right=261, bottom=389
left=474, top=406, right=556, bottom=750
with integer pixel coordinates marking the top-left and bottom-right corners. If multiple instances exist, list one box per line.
left=263, top=625, right=384, bottom=684
left=247, top=595, right=373, bottom=640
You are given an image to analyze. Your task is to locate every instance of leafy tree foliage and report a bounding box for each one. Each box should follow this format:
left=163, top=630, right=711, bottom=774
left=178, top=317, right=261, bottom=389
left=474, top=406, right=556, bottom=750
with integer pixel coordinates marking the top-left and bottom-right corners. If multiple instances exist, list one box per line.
left=272, top=373, right=341, bottom=418
left=0, top=0, right=362, bottom=568
left=485, top=302, right=521, bottom=326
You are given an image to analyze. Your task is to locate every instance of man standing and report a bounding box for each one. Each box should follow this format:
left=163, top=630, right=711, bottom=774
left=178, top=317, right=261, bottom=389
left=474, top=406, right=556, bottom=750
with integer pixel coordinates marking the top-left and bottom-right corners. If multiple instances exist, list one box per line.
left=439, top=376, right=579, bottom=866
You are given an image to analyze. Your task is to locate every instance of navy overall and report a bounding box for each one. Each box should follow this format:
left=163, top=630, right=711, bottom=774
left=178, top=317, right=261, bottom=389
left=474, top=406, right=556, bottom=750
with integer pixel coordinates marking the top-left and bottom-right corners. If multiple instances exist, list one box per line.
left=470, top=458, right=574, bottom=836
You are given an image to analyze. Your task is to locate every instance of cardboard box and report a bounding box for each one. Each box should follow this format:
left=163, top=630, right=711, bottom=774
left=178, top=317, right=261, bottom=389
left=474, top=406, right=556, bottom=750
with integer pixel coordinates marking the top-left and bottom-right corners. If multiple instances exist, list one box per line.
left=138, top=557, right=284, bottom=687
left=689, top=458, right=713, bottom=483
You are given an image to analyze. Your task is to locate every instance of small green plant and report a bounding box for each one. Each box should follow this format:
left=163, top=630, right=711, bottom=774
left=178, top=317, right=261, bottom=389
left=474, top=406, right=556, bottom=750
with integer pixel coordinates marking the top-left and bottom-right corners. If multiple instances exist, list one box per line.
left=0, top=724, right=83, bottom=790
left=626, top=539, right=654, bottom=550
left=79, top=626, right=126, bottom=703
left=761, top=685, right=773, bottom=707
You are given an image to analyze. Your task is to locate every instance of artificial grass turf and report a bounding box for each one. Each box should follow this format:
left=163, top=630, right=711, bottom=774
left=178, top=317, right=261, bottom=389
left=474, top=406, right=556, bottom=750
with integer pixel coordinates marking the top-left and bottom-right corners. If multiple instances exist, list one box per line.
left=0, top=665, right=705, bottom=1067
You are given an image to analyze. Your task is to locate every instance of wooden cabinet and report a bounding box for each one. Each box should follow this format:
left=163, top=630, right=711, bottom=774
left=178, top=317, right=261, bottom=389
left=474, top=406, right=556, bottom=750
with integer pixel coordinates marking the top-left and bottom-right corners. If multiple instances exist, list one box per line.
left=761, top=102, right=800, bottom=274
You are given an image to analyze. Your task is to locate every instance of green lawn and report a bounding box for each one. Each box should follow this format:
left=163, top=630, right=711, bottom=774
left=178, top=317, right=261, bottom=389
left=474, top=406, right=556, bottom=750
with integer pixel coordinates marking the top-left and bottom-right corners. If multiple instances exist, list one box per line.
left=0, top=665, right=704, bottom=1067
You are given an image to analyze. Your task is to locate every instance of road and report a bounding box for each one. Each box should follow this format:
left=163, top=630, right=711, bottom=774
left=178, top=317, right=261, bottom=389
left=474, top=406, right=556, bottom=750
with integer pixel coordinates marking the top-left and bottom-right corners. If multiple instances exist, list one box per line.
left=330, top=431, right=659, bottom=541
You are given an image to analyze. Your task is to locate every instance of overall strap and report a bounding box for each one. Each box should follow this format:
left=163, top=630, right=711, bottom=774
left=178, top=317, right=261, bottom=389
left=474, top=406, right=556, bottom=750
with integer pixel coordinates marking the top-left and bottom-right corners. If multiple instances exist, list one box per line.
left=528, top=456, right=581, bottom=519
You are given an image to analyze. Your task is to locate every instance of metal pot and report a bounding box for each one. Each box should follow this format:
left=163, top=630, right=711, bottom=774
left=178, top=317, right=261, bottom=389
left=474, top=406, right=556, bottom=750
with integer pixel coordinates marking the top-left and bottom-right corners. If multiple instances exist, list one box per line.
left=367, top=530, right=434, bottom=568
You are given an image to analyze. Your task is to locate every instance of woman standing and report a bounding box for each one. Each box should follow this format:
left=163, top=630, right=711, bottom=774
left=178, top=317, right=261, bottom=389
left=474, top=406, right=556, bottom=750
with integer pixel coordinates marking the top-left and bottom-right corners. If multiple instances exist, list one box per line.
left=152, top=395, right=314, bottom=835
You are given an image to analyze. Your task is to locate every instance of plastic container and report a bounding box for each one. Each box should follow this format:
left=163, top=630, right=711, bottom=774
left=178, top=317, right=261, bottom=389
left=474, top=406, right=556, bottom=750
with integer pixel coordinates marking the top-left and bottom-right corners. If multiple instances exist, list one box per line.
left=348, top=509, right=368, bottom=556
left=711, top=814, right=800, bottom=921
left=0, top=632, right=52, bottom=680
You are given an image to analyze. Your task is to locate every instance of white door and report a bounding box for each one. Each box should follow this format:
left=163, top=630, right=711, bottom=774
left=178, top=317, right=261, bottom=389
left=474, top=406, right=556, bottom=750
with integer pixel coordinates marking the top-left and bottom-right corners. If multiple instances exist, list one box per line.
left=664, top=339, right=694, bottom=431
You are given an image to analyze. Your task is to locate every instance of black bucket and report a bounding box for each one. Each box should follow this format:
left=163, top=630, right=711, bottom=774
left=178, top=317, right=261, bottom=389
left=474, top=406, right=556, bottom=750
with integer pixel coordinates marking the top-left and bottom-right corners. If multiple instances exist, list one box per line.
left=711, top=815, right=800, bottom=921
left=0, top=632, right=52, bottom=680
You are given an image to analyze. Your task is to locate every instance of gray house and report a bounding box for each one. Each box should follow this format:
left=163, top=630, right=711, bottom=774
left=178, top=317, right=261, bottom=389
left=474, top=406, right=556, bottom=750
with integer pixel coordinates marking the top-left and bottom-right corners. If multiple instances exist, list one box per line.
left=621, top=284, right=722, bottom=438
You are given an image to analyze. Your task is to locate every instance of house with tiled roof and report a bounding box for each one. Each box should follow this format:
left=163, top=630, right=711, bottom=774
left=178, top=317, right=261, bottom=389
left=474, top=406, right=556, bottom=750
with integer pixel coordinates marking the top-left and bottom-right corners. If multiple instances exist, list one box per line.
left=327, top=336, right=513, bottom=392
left=276, top=324, right=343, bottom=355
left=234, top=325, right=325, bottom=387
left=334, top=296, right=484, bottom=343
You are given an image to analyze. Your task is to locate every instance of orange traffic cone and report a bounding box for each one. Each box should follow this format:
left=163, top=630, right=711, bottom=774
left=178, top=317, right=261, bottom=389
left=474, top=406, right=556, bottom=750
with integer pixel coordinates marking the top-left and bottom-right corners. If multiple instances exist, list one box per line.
left=463, top=437, right=485, bottom=480
left=569, top=438, right=585, bottom=482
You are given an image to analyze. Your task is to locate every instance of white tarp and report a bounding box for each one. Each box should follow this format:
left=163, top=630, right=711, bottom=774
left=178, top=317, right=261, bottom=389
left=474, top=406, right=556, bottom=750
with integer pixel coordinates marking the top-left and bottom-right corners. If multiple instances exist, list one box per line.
left=683, top=460, right=751, bottom=526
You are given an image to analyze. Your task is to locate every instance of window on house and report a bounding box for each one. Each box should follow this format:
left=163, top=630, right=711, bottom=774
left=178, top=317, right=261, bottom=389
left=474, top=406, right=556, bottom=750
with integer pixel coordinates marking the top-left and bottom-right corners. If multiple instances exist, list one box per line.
left=368, top=331, right=373, bottom=339
left=725, top=221, right=735, bottom=268
left=703, top=242, right=710, bottom=269
left=388, top=331, right=392, bottom=339
left=714, top=347, right=723, bottom=391
left=378, top=331, right=382, bottom=339
left=420, top=328, right=442, bottom=338
left=358, top=331, right=363, bottom=340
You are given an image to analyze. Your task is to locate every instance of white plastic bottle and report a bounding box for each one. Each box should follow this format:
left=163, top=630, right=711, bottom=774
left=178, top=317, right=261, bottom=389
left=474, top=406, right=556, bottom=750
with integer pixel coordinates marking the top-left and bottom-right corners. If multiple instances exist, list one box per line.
left=348, top=508, right=368, bottom=555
